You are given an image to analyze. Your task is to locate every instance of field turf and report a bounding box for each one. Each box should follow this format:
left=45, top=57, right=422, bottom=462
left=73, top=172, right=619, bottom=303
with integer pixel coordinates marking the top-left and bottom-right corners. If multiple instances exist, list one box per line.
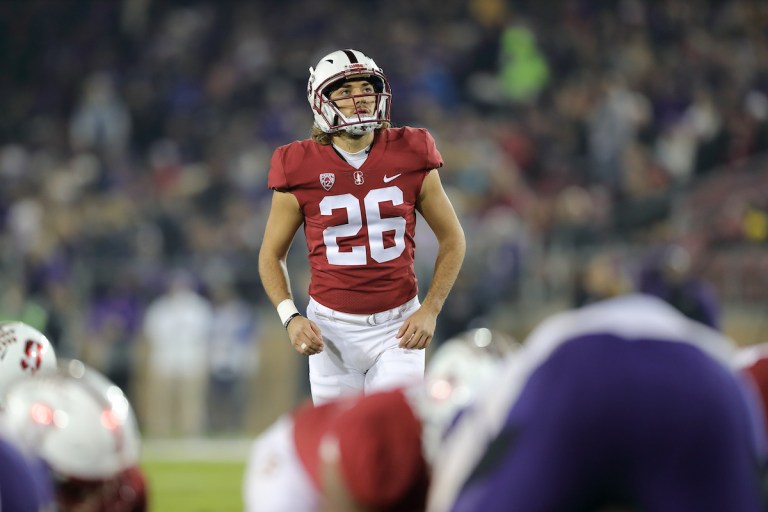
left=142, top=440, right=249, bottom=512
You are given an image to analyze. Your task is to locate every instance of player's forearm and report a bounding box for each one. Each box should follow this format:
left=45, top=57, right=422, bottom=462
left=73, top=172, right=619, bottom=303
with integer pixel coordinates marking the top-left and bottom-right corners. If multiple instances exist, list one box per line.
left=258, top=252, right=294, bottom=308
left=421, top=235, right=466, bottom=315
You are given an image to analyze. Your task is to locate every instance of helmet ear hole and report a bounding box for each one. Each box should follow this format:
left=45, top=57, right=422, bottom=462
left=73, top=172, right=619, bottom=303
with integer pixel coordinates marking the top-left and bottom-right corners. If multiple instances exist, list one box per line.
left=323, top=79, right=345, bottom=98
left=369, top=76, right=385, bottom=93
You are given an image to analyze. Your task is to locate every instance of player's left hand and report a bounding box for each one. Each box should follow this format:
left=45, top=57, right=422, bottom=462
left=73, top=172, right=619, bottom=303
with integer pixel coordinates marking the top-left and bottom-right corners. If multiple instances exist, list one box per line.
left=397, top=307, right=436, bottom=350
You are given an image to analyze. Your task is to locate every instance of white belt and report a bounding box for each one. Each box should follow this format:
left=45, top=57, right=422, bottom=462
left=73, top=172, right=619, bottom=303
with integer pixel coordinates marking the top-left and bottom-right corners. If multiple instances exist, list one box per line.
left=310, top=296, right=419, bottom=326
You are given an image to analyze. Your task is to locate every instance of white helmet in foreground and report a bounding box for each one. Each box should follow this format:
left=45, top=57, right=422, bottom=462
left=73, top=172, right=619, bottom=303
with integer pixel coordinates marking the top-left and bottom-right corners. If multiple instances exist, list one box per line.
left=414, top=328, right=519, bottom=462
left=0, top=321, right=57, bottom=407
left=307, top=48, right=391, bottom=135
left=3, top=359, right=141, bottom=481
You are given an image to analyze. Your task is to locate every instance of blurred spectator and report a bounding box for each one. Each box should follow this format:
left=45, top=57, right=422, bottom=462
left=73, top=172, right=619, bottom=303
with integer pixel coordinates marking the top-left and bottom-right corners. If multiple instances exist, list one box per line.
left=572, top=251, right=633, bottom=307
left=0, top=280, right=49, bottom=334
left=81, top=277, right=142, bottom=404
left=141, top=270, right=212, bottom=437
left=636, top=244, right=721, bottom=330
left=549, top=185, right=608, bottom=248
left=69, top=72, right=132, bottom=161
left=207, top=279, right=260, bottom=435
left=587, top=72, right=651, bottom=193
left=498, top=23, right=550, bottom=104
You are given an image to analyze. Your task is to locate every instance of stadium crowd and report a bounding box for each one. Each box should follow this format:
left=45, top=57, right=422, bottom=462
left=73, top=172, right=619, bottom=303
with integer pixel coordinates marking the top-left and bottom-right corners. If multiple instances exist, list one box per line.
left=1, top=0, right=768, bottom=436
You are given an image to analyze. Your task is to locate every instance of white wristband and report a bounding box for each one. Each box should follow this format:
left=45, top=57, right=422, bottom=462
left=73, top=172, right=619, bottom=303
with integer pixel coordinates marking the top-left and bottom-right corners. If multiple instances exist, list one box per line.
left=277, top=299, right=300, bottom=326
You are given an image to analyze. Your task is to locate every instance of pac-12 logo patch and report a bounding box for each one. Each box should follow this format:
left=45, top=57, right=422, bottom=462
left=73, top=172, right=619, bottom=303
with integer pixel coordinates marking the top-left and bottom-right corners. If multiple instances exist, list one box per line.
left=353, top=171, right=364, bottom=185
left=320, top=173, right=335, bottom=191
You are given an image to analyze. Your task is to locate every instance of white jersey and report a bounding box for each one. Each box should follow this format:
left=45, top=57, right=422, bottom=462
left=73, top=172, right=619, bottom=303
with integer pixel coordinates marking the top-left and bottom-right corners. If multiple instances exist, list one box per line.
left=242, top=415, right=321, bottom=512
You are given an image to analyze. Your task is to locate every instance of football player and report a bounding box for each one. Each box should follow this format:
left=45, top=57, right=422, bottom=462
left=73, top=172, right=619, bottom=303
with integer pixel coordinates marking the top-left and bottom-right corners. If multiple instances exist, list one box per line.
left=3, top=359, right=148, bottom=512
left=243, top=388, right=427, bottom=512
left=428, top=294, right=768, bottom=511
left=0, top=321, right=59, bottom=510
left=414, top=328, right=519, bottom=464
left=258, top=48, right=466, bottom=404
left=242, top=328, right=514, bottom=512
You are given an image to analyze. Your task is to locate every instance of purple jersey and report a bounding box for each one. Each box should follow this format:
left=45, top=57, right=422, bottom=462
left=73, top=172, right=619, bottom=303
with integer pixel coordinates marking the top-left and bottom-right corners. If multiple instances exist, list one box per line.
left=429, top=294, right=767, bottom=512
left=0, top=436, right=55, bottom=512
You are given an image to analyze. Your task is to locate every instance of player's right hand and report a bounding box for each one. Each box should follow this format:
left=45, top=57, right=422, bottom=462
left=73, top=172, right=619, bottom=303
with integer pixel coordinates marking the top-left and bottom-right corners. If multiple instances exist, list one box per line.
left=288, top=316, right=324, bottom=355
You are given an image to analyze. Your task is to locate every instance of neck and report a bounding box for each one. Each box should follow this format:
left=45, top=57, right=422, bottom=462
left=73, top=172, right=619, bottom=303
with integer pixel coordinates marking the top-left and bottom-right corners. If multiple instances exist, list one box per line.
left=331, top=131, right=374, bottom=153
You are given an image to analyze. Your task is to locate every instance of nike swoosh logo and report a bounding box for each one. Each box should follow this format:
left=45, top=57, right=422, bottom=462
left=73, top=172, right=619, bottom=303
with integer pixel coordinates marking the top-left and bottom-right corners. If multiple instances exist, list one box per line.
left=383, top=173, right=402, bottom=183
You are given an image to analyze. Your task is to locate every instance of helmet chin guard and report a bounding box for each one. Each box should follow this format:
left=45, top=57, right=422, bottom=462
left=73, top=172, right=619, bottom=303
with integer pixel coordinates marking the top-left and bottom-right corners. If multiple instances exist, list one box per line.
left=307, top=49, right=391, bottom=135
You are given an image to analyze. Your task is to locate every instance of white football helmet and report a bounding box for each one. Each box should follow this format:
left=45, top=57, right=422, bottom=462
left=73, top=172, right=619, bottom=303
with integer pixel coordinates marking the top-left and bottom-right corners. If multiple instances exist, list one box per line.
left=307, top=48, right=391, bottom=135
left=413, top=328, right=519, bottom=463
left=0, top=321, right=57, bottom=407
left=2, top=359, right=141, bottom=482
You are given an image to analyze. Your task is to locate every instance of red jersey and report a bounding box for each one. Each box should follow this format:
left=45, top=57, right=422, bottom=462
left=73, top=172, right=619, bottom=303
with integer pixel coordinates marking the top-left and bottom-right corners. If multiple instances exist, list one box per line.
left=268, top=127, right=443, bottom=313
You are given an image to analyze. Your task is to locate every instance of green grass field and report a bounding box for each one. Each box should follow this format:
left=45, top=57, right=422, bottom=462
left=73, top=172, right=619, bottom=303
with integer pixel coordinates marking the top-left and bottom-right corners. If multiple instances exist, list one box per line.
left=142, top=440, right=249, bottom=512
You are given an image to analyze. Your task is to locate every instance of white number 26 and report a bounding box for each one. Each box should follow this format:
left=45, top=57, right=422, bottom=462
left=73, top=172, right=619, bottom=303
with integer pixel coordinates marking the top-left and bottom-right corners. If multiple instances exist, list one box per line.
left=319, top=186, right=406, bottom=265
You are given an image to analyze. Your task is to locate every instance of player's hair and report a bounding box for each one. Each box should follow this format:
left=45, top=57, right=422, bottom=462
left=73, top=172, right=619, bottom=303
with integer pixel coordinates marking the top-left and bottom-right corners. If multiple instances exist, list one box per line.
left=310, top=122, right=391, bottom=145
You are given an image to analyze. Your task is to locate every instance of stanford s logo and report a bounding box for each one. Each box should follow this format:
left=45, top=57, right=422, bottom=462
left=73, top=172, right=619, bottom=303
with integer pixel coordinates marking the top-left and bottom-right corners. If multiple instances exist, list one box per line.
left=320, top=173, right=335, bottom=191
left=20, top=339, right=43, bottom=373
left=353, top=171, right=364, bottom=186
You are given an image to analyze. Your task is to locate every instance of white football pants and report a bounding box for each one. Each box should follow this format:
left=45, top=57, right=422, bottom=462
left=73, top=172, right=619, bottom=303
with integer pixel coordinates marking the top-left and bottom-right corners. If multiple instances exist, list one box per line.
left=306, top=296, right=425, bottom=405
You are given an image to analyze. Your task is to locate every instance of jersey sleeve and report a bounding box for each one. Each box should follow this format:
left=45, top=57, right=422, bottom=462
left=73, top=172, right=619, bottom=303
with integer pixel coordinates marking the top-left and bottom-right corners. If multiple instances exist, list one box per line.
left=267, top=145, right=289, bottom=191
left=423, top=128, right=444, bottom=170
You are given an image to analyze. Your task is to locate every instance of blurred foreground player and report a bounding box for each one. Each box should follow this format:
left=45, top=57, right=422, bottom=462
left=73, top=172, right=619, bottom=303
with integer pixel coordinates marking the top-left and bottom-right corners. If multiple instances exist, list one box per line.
left=244, top=388, right=427, bottom=512
left=243, top=327, right=515, bottom=512
left=3, top=359, right=147, bottom=512
left=0, top=321, right=59, bottom=511
left=428, top=294, right=767, bottom=512
left=736, top=342, right=768, bottom=435
left=416, top=328, right=518, bottom=464
left=0, top=433, right=56, bottom=511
